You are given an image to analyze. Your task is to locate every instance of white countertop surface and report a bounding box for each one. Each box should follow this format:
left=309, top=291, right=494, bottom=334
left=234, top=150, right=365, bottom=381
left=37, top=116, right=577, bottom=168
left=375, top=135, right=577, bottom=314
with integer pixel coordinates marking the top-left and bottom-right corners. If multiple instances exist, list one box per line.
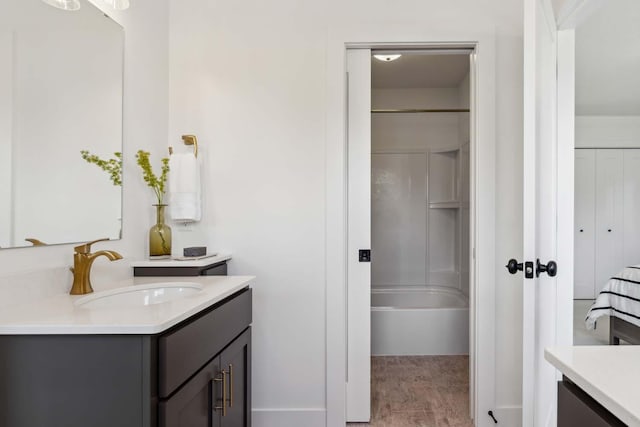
left=131, top=253, right=232, bottom=268
left=545, top=346, right=640, bottom=427
left=0, top=275, right=253, bottom=335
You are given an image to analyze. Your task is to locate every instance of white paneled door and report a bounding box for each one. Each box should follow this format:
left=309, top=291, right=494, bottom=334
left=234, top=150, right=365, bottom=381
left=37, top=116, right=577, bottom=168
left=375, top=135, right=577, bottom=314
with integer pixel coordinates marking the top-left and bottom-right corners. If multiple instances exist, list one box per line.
left=623, top=150, right=640, bottom=266
left=594, top=149, right=624, bottom=289
left=574, top=149, right=596, bottom=299
left=346, top=48, right=371, bottom=422
left=521, top=0, right=572, bottom=425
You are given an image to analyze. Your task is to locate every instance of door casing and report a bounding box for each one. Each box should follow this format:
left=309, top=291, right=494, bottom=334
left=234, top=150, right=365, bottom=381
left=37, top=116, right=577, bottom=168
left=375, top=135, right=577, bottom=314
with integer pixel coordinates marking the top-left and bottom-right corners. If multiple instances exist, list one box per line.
left=325, top=26, right=497, bottom=427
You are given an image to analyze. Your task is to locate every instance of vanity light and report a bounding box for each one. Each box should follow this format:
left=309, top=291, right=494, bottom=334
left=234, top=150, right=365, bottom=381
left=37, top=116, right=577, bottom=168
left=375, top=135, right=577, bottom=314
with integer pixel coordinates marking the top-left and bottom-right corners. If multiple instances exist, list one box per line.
left=41, top=0, right=81, bottom=11
left=373, top=54, right=402, bottom=62
left=104, top=0, right=130, bottom=10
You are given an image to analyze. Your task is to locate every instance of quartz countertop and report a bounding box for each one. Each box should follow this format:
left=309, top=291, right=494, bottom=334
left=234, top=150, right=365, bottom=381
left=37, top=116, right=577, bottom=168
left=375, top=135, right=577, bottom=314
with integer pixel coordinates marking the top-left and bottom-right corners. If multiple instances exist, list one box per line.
left=0, top=275, right=253, bottom=335
left=545, top=346, right=640, bottom=427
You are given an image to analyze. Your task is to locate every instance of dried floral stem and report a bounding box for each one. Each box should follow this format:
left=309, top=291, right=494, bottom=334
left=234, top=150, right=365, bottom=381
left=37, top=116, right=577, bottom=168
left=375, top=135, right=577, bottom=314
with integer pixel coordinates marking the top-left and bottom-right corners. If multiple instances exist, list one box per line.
left=80, top=150, right=122, bottom=186
left=135, top=150, right=170, bottom=204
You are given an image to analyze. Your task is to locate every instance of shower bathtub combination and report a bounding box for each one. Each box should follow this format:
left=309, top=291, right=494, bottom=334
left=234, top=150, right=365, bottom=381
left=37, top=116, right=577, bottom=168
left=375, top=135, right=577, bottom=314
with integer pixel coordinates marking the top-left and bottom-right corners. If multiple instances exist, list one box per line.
left=371, top=287, right=469, bottom=356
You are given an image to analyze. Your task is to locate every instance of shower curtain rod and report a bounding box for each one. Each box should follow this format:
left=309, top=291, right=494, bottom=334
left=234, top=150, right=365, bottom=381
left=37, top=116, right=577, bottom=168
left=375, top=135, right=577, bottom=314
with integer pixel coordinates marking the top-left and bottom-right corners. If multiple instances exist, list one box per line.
left=371, top=109, right=470, bottom=113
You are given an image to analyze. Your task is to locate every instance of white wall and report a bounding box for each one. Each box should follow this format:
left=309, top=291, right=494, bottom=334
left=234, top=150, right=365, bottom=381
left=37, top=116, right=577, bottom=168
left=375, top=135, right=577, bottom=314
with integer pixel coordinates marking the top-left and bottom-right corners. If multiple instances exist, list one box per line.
left=168, top=0, right=524, bottom=424
left=576, top=116, right=640, bottom=148
left=575, top=0, right=640, bottom=116
left=0, top=31, right=12, bottom=248
left=0, top=0, right=169, bottom=304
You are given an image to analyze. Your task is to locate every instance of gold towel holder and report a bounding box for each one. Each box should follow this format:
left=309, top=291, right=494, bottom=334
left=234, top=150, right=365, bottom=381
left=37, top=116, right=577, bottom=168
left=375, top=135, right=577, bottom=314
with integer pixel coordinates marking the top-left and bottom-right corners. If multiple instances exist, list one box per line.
left=169, top=135, right=198, bottom=158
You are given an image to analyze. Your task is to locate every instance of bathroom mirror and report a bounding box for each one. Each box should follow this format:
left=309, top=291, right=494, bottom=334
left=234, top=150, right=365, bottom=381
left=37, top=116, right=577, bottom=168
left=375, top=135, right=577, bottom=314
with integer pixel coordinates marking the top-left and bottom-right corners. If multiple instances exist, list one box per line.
left=0, top=0, right=124, bottom=249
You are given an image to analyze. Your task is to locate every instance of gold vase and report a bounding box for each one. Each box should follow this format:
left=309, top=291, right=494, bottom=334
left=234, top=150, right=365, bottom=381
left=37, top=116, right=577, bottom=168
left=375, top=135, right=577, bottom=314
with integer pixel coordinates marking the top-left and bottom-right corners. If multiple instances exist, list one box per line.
left=149, top=204, right=172, bottom=257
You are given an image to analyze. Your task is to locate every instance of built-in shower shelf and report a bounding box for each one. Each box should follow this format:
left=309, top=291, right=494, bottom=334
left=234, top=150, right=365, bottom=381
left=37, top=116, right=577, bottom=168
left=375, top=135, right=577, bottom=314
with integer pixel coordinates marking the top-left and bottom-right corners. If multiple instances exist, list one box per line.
left=429, top=201, right=460, bottom=209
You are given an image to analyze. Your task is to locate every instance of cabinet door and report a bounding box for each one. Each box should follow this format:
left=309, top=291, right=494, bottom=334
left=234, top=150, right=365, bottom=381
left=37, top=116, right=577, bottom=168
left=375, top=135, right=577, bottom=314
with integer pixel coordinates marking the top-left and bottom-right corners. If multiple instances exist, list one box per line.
left=159, top=357, right=222, bottom=427
left=220, top=328, right=252, bottom=427
left=595, top=149, right=624, bottom=295
left=574, top=149, right=596, bottom=299
left=623, top=149, right=640, bottom=267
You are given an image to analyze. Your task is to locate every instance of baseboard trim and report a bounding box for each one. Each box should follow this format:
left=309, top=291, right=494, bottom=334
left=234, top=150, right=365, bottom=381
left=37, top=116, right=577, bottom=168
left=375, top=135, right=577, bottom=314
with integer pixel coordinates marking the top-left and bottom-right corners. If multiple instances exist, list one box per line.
left=492, top=405, right=522, bottom=426
left=252, top=408, right=326, bottom=427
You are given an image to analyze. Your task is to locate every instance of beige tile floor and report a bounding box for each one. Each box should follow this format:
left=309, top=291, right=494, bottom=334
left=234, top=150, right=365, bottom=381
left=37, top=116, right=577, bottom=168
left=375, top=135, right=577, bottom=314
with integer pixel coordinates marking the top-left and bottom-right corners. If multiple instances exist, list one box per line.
left=348, top=356, right=473, bottom=427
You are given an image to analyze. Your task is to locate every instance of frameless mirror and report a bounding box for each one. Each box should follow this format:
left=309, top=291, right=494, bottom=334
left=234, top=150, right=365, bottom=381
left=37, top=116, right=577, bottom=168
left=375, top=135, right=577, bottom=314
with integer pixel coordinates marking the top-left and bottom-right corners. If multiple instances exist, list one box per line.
left=0, top=0, right=123, bottom=249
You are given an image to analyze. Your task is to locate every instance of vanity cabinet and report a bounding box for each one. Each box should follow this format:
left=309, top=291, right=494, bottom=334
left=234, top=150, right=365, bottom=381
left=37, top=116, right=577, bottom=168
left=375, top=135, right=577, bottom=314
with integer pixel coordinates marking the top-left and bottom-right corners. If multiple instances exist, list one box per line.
left=558, top=378, right=625, bottom=427
left=0, top=287, right=252, bottom=427
left=160, top=328, right=251, bottom=427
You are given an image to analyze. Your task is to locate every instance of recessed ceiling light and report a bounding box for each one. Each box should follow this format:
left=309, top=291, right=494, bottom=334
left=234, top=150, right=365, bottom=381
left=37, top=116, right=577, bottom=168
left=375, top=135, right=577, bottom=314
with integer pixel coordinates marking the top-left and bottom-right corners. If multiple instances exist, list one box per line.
left=104, top=0, right=130, bottom=10
left=41, top=0, right=81, bottom=11
left=373, top=54, right=401, bottom=62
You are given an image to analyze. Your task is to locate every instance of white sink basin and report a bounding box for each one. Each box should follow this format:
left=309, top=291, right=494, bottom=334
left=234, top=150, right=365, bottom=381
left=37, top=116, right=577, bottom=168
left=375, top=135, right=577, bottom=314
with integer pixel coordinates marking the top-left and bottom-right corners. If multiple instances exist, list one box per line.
left=75, top=282, right=203, bottom=309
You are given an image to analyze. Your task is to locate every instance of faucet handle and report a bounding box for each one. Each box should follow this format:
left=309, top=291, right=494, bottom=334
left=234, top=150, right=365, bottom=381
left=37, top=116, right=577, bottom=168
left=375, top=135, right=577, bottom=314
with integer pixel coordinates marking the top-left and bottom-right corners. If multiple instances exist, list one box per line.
left=74, top=238, right=110, bottom=254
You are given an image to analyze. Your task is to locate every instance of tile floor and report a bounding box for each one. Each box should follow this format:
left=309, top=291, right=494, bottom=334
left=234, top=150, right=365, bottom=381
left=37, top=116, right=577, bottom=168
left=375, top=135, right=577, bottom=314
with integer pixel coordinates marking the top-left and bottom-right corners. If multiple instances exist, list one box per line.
left=348, top=356, right=473, bottom=427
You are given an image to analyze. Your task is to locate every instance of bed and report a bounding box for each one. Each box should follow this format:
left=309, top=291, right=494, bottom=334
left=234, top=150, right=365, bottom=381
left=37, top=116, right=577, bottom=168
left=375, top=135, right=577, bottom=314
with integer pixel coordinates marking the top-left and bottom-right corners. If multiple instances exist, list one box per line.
left=586, top=266, right=640, bottom=345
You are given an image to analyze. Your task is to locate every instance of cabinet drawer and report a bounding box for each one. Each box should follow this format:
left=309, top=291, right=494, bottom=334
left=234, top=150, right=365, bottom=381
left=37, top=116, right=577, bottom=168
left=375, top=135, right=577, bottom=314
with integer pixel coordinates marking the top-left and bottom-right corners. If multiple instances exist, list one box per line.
left=558, top=380, right=625, bottom=427
left=159, top=288, right=252, bottom=398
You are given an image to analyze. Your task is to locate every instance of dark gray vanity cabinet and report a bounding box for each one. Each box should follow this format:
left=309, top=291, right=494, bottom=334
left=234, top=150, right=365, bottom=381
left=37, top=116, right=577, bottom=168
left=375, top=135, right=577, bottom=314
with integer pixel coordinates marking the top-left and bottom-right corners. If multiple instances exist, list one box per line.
left=0, top=287, right=252, bottom=427
left=159, top=328, right=251, bottom=427
left=558, top=379, right=625, bottom=427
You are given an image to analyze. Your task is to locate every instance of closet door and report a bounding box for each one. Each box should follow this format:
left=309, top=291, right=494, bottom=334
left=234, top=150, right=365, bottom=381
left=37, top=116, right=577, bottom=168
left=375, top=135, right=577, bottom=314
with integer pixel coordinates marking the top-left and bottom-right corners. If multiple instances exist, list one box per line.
left=595, top=149, right=624, bottom=294
left=623, top=149, right=640, bottom=267
left=574, top=149, right=596, bottom=299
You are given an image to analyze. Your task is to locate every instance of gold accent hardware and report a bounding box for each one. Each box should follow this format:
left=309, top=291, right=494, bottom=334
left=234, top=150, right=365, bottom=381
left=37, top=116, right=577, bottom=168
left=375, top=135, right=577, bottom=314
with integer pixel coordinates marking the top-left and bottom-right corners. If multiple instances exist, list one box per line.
left=228, top=364, right=233, bottom=408
left=214, top=370, right=228, bottom=417
left=25, top=238, right=47, bottom=246
left=168, top=134, right=198, bottom=158
left=70, top=238, right=122, bottom=295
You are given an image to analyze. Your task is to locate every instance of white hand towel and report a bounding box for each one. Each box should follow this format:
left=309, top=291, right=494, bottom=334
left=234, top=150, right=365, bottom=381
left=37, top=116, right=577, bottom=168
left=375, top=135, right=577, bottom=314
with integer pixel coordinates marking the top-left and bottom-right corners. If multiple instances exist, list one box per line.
left=168, top=152, right=202, bottom=222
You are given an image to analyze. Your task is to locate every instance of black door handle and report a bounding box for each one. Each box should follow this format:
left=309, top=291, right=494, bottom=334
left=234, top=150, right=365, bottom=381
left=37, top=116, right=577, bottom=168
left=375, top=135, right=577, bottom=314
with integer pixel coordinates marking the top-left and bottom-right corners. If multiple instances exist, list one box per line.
left=536, top=259, right=558, bottom=277
left=506, top=259, right=523, bottom=274
left=506, top=259, right=535, bottom=279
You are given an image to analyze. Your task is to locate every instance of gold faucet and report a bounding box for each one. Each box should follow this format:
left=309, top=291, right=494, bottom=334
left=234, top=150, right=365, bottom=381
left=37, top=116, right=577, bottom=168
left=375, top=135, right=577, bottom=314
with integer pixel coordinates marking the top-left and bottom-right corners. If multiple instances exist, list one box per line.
left=25, top=238, right=47, bottom=246
left=70, top=238, right=122, bottom=295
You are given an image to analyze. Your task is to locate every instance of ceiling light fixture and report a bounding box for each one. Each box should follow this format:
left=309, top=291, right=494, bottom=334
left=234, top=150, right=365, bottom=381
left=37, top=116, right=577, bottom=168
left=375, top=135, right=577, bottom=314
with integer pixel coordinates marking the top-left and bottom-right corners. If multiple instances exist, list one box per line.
left=373, top=54, right=402, bottom=62
left=41, top=0, right=81, bottom=11
left=104, top=0, right=130, bottom=10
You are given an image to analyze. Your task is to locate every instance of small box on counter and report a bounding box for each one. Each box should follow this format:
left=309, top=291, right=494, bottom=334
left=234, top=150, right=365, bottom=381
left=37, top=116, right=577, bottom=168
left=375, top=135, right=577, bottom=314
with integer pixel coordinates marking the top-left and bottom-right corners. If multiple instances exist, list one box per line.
left=184, top=246, right=207, bottom=257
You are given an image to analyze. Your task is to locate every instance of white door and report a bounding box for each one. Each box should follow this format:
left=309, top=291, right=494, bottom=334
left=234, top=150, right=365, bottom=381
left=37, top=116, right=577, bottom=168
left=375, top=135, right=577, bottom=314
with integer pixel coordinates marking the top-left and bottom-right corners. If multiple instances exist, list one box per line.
left=574, top=149, right=596, bottom=299
left=346, top=48, right=371, bottom=422
left=623, top=150, right=640, bottom=267
left=594, top=149, right=624, bottom=289
left=521, top=0, right=571, bottom=425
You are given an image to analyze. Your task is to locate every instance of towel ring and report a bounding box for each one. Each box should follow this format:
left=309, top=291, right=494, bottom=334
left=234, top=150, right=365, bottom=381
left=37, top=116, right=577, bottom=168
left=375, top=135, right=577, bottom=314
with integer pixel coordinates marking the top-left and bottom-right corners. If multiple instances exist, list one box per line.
left=169, top=135, right=198, bottom=158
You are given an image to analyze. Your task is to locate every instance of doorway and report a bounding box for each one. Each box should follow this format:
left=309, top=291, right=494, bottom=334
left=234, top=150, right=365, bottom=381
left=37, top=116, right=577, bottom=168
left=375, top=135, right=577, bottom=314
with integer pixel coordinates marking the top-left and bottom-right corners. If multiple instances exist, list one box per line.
left=569, top=0, right=640, bottom=348
left=325, top=33, right=497, bottom=427
left=346, top=47, right=476, bottom=426
left=370, top=49, right=472, bottom=425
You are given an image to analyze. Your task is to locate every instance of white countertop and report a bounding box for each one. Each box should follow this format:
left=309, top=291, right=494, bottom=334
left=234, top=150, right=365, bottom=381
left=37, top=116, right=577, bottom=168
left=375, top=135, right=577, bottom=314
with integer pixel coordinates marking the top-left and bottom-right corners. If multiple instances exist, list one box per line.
left=545, top=346, right=640, bottom=427
left=131, top=253, right=232, bottom=268
left=0, top=275, right=253, bottom=335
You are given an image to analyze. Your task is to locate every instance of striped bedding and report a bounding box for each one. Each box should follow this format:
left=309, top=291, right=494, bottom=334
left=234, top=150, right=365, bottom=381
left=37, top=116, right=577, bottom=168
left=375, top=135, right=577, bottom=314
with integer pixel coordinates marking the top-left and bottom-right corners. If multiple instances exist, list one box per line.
left=586, top=266, right=640, bottom=330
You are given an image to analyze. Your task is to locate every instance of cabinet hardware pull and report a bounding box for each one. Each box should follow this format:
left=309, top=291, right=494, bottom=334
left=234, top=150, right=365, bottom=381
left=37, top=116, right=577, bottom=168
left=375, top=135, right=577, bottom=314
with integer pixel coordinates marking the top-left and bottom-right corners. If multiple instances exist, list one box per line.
left=213, top=370, right=228, bottom=417
left=229, top=364, right=234, bottom=408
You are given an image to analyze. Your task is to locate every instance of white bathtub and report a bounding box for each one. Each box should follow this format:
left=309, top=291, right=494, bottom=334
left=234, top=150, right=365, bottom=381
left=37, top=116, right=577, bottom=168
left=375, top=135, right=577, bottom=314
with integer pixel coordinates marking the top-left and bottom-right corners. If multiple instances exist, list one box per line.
left=371, top=287, right=469, bottom=356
